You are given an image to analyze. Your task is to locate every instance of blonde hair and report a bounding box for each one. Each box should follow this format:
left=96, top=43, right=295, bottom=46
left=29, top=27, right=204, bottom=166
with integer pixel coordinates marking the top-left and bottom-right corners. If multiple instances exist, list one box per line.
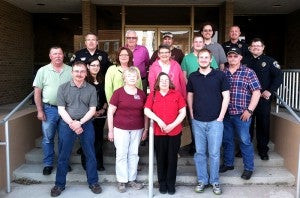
left=122, top=67, right=141, bottom=81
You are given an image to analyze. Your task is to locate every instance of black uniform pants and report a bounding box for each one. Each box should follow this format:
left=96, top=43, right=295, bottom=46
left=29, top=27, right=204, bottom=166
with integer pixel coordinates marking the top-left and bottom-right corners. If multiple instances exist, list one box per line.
left=250, top=98, right=271, bottom=156
left=154, top=133, right=181, bottom=190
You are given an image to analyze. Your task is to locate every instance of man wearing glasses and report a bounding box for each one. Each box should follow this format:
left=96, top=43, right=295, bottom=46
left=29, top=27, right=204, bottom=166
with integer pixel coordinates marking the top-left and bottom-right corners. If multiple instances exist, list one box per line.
left=124, top=30, right=150, bottom=94
left=245, top=38, right=283, bottom=161
left=220, top=47, right=261, bottom=180
left=200, top=22, right=227, bottom=70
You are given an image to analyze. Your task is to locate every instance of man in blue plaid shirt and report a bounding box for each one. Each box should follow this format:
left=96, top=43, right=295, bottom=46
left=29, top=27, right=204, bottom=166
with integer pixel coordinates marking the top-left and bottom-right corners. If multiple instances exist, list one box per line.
left=219, top=47, right=261, bottom=180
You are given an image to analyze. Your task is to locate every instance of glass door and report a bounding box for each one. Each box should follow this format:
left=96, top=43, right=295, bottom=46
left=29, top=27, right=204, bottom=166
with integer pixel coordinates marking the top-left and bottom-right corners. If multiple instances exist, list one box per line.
left=124, top=26, right=191, bottom=57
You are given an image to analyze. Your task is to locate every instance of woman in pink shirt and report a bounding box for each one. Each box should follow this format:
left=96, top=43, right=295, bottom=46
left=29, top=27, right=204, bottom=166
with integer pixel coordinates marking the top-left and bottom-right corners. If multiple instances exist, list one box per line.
left=148, top=44, right=186, bottom=99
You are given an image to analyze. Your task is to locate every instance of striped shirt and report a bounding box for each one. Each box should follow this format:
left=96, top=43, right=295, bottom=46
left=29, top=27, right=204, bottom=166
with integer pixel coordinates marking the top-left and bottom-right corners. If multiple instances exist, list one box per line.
left=224, top=65, right=261, bottom=115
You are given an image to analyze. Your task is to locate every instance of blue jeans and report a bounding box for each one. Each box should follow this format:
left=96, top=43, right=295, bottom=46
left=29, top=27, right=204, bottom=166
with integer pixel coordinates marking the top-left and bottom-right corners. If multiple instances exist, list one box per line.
left=192, top=119, right=223, bottom=185
left=42, top=104, right=60, bottom=167
left=55, top=119, right=98, bottom=188
left=222, top=114, right=254, bottom=171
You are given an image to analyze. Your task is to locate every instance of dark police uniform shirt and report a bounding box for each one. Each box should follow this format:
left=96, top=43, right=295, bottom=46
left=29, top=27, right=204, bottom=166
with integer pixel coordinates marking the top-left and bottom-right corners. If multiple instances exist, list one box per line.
left=244, top=54, right=283, bottom=93
left=70, top=48, right=112, bottom=75
left=222, top=40, right=251, bottom=61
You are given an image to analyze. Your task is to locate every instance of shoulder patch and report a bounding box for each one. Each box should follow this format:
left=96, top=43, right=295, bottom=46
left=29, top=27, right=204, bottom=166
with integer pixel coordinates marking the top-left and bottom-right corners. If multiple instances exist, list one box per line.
left=70, top=54, right=76, bottom=62
left=98, top=55, right=102, bottom=61
left=238, top=44, right=242, bottom=48
left=273, top=61, right=280, bottom=69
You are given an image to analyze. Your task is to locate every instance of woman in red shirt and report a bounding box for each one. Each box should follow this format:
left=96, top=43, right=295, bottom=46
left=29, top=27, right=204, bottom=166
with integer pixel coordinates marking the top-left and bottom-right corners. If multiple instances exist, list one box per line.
left=144, top=72, right=186, bottom=195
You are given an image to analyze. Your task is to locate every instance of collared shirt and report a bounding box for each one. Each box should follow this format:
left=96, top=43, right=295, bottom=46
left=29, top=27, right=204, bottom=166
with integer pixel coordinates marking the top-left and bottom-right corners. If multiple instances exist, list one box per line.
left=187, top=69, right=230, bottom=121
left=204, top=41, right=227, bottom=66
left=57, top=80, right=97, bottom=120
left=33, top=63, right=72, bottom=105
left=125, top=44, right=149, bottom=78
left=144, top=89, right=186, bottom=136
left=244, top=54, right=283, bottom=93
left=149, top=47, right=184, bottom=66
left=222, top=40, right=251, bottom=59
left=224, top=65, right=261, bottom=115
left=70, top=48, right=112, bottom=75
left=181, top=52, right=219, bottom=77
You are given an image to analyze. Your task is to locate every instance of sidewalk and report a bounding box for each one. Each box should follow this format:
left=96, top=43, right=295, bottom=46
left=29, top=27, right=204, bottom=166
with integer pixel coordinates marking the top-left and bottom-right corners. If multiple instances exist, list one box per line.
left=0, top=182, right=296, bottom=198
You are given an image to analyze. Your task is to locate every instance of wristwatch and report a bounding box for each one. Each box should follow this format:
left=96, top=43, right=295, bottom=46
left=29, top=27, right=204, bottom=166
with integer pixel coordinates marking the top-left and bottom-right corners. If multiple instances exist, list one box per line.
left=246, top=108, right=253, bottom=115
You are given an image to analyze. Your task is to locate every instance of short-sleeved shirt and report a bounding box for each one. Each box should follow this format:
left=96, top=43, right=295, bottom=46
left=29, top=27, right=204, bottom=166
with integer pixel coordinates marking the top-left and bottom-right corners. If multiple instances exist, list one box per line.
left=144, top=89, right=186, bottom=136
left=204, top=42, right=227, bottom=66
left=224, top=65, right=261, bottom=115
left=70, top=48, right=112, bottom=75
left=57, top=80, right=97, bottom=120
left=33, top=64, right=72, bottom=105
left=109, top=87, right=146, bottom=130
left=181, top=52, right=219, bottom=77
left=187, top=69, right=230, bottom=122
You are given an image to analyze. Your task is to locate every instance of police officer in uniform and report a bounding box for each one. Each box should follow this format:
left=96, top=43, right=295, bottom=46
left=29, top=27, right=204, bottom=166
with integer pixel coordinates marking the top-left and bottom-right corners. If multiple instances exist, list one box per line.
left=70, top=33, right=112, bottom=75
left=222, top=26, right=251, bottom=63
left=245, top=38, right=283, bottom=160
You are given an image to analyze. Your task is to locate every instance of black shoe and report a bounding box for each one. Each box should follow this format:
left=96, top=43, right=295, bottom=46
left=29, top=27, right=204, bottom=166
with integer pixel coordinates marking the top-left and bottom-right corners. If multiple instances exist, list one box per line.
left=43, top=166, right=53, bottom=175
left=50, top=185, right=65, bottom=197
left=235, top=150, right=242, bottom=158
left=188, top=147, right=196, bottom=155
left=168, top=186, right=176, bottom=195
left=89, top=183, right=102, bottom=194
left=68, top=165, right=72, bottom=172
left=260, top=154, right=269, bottom=161
left=97, top=165, right=105, bottom=171
left=219, top=165, right=234, bottom=173
left=241, top=170, right=253, bottom=180
left=159, top=185, right=167, bottom=194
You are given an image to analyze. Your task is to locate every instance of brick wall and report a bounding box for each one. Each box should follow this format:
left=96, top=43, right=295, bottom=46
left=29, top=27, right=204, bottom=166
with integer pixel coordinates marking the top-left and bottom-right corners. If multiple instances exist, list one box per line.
left=286, top=9, right=300, bottom=69
left=0, top=1, right=34, bottom=105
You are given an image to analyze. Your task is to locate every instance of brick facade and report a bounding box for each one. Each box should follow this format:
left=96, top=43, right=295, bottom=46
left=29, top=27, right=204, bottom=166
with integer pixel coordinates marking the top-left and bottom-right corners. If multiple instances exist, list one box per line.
left=0, top=1, right=34, bottom=105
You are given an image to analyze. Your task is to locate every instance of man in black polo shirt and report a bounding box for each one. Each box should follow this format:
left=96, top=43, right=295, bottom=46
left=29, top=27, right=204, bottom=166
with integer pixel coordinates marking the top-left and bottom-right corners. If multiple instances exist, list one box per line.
left=70, top=33, right=112, bottom=75
left=187, top=48, right=230, bottom=195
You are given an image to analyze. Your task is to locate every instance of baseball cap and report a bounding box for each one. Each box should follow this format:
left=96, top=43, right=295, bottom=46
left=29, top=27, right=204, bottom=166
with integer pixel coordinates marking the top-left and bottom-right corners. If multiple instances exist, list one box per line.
left=162, top=32, right=173, bottom=38
left=227, top=47, right=242, bottom=55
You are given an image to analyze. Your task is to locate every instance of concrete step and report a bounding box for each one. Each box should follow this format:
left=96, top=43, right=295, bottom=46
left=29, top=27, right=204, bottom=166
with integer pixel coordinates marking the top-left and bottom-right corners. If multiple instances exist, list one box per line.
left=13, top=164, right=295, bottom=186
left=25, top=147, right=284, bottom=167
left=34, top=136, right=276, bottom=152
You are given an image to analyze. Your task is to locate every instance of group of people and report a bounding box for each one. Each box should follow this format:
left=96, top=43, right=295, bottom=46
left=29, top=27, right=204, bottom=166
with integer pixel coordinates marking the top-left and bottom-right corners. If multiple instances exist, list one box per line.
left=33, top=23, right=283, bottom=197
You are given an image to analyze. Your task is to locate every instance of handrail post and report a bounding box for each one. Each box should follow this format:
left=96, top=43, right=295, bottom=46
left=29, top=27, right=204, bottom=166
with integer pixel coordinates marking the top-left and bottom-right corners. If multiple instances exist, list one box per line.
left=5, top=121, right=11, bottom=193
left=297, top=144, right=300, bottom=198
left=148, top=120, right=154, bottom=198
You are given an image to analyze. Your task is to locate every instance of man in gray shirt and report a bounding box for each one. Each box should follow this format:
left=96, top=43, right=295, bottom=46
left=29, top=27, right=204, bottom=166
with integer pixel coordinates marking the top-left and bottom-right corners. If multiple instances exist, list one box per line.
left=50, top=61, right=101, bottom=197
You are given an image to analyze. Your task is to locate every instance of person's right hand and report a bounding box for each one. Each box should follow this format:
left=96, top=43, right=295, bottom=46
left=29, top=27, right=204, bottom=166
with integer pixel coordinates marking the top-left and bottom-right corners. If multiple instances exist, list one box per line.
left=37, top=111, right=46, bottom=121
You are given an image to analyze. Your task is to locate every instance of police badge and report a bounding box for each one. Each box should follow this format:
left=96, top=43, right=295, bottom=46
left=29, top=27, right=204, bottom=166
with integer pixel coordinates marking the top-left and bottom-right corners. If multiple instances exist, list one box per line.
left=261, top=62, right=266, bottom=67
left=98, top=56, right=102, bottom=61
left=273, top=61, right=281, bottom=69
left=238, top=44, right=242, bottom=48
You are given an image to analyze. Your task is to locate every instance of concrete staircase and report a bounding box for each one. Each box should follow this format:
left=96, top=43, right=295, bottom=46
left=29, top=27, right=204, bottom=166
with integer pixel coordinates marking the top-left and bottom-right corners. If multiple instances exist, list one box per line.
left=13, top=136, right=295, bottom=186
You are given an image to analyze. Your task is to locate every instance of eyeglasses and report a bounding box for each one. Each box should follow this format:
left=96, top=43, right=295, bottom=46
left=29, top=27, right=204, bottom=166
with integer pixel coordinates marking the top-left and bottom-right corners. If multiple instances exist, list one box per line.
left=227, top=55, right=239, bottom=58
left=89, top=64, right=100, bottom=67
left=159, top=51, right=170, bottom=54
left=251, top=45, right=263, bottom=48
left=119, top=54, right=129, bottom=57
left=160, top=79, right=170, bottom=83
left=126, top=37, right=137, bottom=40
left=203, top=29, right=213, bottom=32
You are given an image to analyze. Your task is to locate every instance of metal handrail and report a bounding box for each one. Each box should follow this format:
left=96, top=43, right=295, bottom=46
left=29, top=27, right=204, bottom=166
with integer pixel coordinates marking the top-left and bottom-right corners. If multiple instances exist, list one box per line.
left=0, top=90, right=34, bottom=193
left=274, top=92, right=300, bottom=123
